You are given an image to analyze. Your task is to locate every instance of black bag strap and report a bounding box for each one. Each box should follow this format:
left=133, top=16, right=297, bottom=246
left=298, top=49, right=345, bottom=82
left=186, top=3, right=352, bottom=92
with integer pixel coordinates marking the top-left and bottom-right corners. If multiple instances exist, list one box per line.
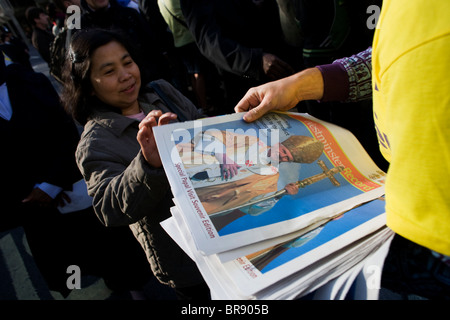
left=148, top=81, right=188, bottom=122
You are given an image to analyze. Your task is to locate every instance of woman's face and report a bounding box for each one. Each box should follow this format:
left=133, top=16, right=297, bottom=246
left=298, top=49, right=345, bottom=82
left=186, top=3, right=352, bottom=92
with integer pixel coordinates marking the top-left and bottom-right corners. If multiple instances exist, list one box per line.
left=89, top=41, right=141, bottom=115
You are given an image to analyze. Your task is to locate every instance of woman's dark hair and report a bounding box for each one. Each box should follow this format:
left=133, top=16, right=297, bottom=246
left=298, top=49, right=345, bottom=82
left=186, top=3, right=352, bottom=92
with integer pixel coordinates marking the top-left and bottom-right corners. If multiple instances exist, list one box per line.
left=61, top=28, right=142, bottom=125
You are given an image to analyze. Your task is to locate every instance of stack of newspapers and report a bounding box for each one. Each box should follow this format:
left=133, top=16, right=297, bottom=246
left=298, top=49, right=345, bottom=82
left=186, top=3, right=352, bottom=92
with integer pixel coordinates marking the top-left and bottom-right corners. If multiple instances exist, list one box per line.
left=154, top=112, right=395, bottom=300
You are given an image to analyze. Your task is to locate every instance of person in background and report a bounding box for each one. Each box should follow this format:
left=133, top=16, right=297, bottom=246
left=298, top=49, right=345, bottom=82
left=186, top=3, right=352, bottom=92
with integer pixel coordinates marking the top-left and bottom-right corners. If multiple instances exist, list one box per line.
left=0, top=30, right=32, bottom=70
left=25, top=6, right=54, bottom=64
left=158, top=0, right=209, bottom=111
left=180, top=0, right=301, bottom=112
left=50, top=0, right=172, bottom=86
left=291, top=0, right=388, bottom=172
left=234, top=0, right=450, bottom=299
left=46, top=2, right=66, bottom=36
left=79, top=0, right=171, bottom=83
left=48, top=0, right=81, bottom=83
left=139, top=0, right=207, bottom=107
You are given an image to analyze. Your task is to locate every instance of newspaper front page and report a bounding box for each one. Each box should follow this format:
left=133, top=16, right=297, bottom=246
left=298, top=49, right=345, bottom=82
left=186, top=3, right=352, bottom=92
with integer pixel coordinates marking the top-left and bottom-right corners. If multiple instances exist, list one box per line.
left=154, top=112, right=386, bottom=255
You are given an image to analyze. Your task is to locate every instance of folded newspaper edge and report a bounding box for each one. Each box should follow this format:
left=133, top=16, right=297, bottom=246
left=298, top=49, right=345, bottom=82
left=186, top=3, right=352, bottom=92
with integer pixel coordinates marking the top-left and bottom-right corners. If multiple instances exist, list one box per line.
left=161, top=200, right=394, bottom=299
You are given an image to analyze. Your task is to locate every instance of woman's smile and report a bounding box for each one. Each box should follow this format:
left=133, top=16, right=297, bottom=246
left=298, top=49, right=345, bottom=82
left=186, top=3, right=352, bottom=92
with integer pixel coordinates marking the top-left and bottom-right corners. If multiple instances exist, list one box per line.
left=89, top=41, right=141, bottom=114
left=121, top=81, right=136, bottom=94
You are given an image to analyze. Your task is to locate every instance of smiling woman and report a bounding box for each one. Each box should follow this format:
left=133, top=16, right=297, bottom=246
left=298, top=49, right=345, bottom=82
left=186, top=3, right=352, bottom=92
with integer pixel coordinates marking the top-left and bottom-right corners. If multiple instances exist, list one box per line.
left=89, top=41, right=142, bottom=115
left=60, top=29, right=209, bottom=299
left=62, top=29, right=143, bottom=125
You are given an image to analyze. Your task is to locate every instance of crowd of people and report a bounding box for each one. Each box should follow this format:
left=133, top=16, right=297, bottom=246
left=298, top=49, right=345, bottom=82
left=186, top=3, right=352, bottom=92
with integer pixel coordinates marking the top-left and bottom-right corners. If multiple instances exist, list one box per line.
left=0, top=0, right=448, bottom=300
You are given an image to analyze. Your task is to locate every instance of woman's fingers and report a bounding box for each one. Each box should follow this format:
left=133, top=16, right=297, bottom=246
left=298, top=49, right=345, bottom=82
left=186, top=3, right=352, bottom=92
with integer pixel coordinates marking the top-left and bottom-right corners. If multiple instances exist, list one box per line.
left=137, top=111, right=177, bottom=168
left=139, top=113, right=158, bottom=130
left=139, top=110, right=177, bottom=129
left=158, top=112, right=177, bottom=126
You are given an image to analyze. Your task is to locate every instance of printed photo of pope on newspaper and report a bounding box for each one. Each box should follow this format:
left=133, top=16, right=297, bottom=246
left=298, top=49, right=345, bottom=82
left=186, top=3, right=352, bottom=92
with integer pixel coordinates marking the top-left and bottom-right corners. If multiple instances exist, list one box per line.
left=154, top=112, right=386, bottom=255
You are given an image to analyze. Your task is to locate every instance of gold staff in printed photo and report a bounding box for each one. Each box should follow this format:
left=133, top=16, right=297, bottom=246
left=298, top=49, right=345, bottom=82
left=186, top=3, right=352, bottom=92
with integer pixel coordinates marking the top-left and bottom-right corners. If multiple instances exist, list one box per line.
left=210, top=160, right=345, bottom=218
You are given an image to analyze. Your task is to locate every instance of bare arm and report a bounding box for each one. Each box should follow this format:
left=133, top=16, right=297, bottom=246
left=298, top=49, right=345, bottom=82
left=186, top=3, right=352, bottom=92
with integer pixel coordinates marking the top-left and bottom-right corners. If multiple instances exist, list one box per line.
left=234, top=67, right=324, bottom=122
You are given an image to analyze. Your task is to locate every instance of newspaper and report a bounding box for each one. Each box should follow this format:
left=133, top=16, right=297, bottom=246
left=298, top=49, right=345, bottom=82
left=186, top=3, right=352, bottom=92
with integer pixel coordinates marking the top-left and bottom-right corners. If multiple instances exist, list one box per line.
left=154, top=112, right=386, bottom=256
left=161, top=198, right=394, bottom=299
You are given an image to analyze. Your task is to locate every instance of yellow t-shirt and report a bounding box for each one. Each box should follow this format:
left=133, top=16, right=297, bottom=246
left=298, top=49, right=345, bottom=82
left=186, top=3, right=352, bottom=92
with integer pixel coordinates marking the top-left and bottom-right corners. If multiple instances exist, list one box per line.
left=372, top=0, right=450, bottom=255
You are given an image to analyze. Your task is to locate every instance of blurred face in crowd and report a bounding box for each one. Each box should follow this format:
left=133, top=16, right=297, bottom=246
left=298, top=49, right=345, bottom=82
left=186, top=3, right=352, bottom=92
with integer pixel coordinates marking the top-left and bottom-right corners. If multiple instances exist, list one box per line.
left=89, top=40, right=141, bottom=116
left=85, top=0, right=109, bottom=10
left=34, top=12, right=50, bottom=29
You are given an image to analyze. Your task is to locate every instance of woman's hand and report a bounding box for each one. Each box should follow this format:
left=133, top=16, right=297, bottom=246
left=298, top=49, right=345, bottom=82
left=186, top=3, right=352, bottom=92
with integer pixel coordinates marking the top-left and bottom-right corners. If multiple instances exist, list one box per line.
left=137, top=110, right=177, bottom=168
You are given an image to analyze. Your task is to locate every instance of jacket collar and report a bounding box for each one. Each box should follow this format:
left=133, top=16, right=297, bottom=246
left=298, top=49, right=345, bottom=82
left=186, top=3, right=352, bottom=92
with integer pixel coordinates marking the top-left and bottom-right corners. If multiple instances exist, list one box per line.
left=87, top=84, right=163, bottom=137
left=90, top=103, right=155, bottom=138
left=138, top=88, right=161, bottom=110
